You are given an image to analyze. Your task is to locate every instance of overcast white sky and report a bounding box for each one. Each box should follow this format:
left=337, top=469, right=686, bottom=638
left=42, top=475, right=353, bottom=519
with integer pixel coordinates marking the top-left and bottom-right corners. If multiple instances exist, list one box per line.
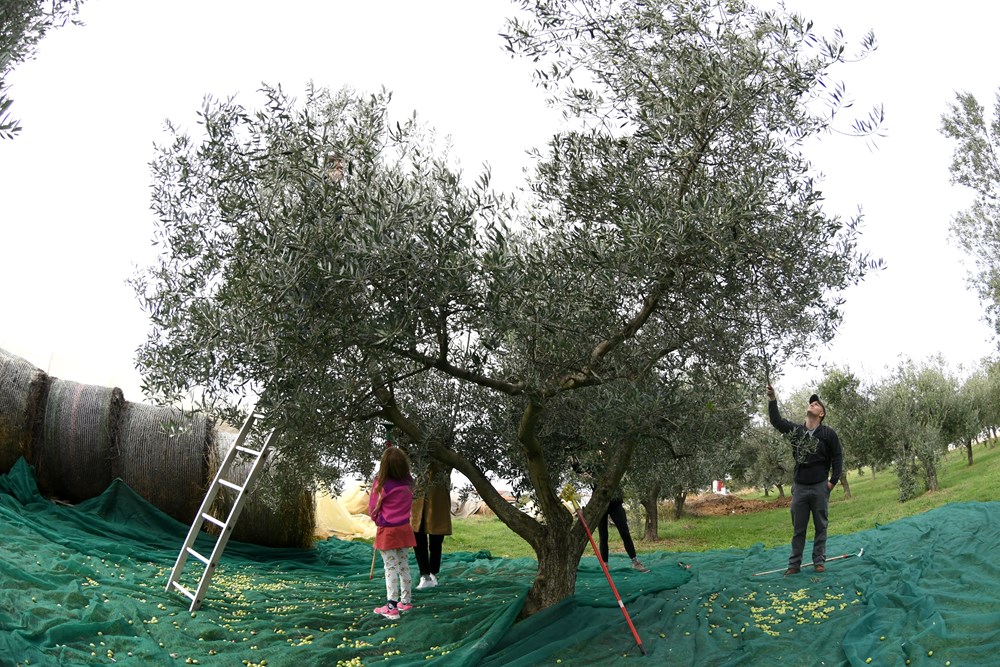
left=1, top=0, right=997, bottom=403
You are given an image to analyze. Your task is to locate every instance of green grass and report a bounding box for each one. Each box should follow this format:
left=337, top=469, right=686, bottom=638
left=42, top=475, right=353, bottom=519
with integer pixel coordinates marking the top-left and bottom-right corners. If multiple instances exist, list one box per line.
left=444, top=513, right=538, bottom=558
left=445, top=442, right=1000, bottom=560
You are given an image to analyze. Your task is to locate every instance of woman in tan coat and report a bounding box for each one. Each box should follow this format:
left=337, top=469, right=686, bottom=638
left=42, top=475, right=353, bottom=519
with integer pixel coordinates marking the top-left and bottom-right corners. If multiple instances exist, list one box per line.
left=410, top=463, right=452, bottom=589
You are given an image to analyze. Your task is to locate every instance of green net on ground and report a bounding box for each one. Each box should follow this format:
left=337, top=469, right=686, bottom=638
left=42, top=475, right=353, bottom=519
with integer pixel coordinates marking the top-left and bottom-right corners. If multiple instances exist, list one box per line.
left=2, top=457, right=999, bottom=667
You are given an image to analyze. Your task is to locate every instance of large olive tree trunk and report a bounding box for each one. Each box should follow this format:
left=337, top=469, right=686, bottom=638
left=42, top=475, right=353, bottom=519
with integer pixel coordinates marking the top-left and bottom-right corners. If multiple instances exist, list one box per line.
left=522, top=522, right=588, bottom=617
left=428, top=402, right=628, bottom=618
left=439, top=446, right=586, bottom=617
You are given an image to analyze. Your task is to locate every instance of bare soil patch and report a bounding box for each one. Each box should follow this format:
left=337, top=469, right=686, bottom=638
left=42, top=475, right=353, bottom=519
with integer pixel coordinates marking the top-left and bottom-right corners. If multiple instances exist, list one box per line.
left=684, top=493, right=791, bottom=517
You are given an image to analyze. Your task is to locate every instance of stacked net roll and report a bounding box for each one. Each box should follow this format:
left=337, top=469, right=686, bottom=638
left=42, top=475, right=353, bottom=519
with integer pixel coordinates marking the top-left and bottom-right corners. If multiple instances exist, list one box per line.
left=0, top=348, right=49, bottom=474
left=209, top=429, right=316, bottom=548
left=0, top=348, right=318, bottom=547
left=118, top=402, right=215, bottom=524
left=35, top=379, right=125, bottom=503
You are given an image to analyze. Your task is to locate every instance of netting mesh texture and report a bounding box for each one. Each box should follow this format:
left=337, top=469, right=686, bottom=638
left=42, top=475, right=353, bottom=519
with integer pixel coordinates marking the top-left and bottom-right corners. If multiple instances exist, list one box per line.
left=2, top=456, right=999, bottom=666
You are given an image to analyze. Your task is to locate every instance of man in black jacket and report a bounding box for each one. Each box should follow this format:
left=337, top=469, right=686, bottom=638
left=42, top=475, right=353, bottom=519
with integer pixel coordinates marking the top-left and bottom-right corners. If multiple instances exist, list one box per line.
left=766, top=385, right=843, bottom=575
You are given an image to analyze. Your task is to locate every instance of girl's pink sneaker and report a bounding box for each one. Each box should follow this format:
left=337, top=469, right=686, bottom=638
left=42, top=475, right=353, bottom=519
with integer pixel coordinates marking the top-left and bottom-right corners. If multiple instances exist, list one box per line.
left=374, top=604, right=400, bottom=620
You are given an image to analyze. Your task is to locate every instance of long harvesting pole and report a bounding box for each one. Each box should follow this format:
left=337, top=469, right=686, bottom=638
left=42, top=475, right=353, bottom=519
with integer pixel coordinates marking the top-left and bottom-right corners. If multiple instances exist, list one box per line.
left=752, top=547, right=865, bottom=577
left=562, top=484, right=646, bottom=656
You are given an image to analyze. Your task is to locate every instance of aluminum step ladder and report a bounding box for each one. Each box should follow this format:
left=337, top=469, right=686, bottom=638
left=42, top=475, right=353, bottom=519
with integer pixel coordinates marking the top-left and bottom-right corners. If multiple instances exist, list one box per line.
left=165, top=408, right=277, bottom=611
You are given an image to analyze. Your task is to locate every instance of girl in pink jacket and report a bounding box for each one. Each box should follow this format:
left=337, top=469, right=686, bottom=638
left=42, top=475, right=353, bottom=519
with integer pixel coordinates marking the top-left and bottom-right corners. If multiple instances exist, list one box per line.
left=369, top=446, right=417, bottom=620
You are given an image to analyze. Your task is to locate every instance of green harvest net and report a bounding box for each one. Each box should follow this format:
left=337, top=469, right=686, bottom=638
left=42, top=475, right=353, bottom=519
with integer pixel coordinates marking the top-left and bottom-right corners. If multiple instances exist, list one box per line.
left=2, top=456, right=999, bottom=667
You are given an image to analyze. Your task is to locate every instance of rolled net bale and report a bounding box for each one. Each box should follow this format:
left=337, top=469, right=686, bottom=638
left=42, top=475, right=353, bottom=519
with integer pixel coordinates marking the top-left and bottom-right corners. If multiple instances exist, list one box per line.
left=208, top=429, right=316, bottom=548
left=118, top=402, right=214, bottom=524
left=0, top=348, right=49, bottom=474
left=35, top=379, right=124, bottom=503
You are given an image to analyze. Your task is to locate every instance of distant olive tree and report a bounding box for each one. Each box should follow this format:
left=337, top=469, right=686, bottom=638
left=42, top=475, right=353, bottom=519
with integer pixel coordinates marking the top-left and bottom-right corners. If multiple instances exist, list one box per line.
left=983, top=359, right=1000, bottom=443
left=817, top=365, right=881, bottom=499
left=737, top=421, right=793, bottom=498
left=874, top=357, right=957, bottom=500
left=628, top=374, right=750, bottom=529
left=955, top=369, right=989, bottom=465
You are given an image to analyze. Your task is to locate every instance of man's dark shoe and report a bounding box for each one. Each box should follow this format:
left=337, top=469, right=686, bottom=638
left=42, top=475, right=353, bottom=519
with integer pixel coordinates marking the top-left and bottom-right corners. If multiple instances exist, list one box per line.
left=814, top=564, right=826, bottom=573
left=783, top=567, right=800, bottom=576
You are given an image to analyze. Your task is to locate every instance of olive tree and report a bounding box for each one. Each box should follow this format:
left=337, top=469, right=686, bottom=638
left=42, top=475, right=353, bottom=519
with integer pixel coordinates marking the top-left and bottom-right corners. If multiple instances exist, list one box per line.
left=1, top=0, right=85, bottom=139
left=941, top=90, right=1000, bottom=340
left=873, top=357, right=957, bottom=500
left=627, top=373, right=750, bottom=529
left=817, top=365, right=877, bottom=499
left=982, top=358, right=1000, bottom=442
left=955, top=369, right=989, bottom=465
left=135, top=0, right=879, bottom=616
left=737, top=421, right=793, bottom=498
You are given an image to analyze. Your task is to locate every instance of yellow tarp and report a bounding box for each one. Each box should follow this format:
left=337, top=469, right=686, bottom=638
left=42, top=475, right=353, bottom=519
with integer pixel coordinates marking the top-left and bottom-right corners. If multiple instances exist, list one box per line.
left=313, top=481, right=375, bottom=541
left=312, top=480, right=497, bottom=540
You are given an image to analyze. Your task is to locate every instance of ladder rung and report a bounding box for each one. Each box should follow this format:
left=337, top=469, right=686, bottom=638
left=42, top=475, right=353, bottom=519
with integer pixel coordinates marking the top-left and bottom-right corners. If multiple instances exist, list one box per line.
left=219, top=479, right=242, bottom=491
left=186, top=547, right=210, bottom=565
left=167, top=401, right=274, bottom=611
left=171, top=581, right=195, bottom=601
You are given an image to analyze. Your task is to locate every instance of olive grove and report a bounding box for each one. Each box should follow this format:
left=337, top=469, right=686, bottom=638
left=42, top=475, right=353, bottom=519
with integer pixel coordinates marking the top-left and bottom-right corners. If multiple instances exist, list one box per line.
left=133, top=0, right=880, bottom=615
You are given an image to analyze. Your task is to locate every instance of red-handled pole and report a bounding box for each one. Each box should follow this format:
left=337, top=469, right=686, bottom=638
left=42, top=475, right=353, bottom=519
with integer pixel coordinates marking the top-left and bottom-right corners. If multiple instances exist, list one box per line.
left=564, top=484, right=645, bottom=656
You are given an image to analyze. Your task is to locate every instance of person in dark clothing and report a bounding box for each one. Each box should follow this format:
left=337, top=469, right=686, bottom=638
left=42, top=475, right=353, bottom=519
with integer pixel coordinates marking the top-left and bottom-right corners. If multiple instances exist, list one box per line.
left=598, top=488, right=650, bottom=573
left=766, top=385, right=843, bottom=575
left=572, top=456, right=649, bottom=572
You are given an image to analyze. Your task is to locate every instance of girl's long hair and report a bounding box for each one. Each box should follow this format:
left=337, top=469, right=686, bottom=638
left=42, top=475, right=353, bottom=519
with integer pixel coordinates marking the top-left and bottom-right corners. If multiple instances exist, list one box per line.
left=375, top=446, right=413, bottom=489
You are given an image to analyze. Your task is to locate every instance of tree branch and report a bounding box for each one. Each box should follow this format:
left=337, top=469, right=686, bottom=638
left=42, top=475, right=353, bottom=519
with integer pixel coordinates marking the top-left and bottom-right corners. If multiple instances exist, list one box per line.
left=431, top=445, right=543, bottom=543
left=367, top=366, right=543, bottom=544
left=559, top=275, right=671, bottom=390
left=387, top=345, right=526, bottom=395
left=518, top=398, right=573, bottom=526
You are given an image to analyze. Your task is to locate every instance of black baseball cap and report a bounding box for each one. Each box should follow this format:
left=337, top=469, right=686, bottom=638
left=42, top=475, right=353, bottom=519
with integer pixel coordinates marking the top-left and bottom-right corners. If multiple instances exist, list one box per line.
left=809, top=394, right=825, bottom=420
